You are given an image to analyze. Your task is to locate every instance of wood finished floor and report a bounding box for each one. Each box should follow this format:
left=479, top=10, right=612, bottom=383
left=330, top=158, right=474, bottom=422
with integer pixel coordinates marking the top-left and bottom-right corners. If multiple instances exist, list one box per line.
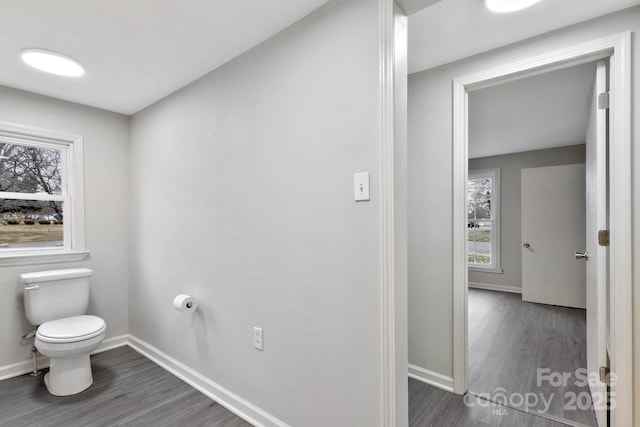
left=0, top=346, right=250, bottom=427
left=409, top=378, right=568, bottom=427
left=468, top=288, right=596, bottom=426
left=0, top=291, right=596, bottom=427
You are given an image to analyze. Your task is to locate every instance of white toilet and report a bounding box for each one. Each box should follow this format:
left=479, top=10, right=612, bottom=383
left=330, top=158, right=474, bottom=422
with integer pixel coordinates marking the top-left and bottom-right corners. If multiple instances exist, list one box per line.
left=21, top=268, right=106, bottom=396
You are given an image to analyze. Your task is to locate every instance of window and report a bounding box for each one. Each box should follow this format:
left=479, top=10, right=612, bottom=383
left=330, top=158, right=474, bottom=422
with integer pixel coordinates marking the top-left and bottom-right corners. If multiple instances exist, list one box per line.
left=467, top=168, right=501, bottom=272
left=0, top=122, right=88, bottom=266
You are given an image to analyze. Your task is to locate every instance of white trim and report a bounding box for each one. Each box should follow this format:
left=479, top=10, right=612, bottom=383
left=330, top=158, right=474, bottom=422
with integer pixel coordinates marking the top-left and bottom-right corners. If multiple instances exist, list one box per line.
left=452, top=32, right=633, bottom=427
left=454, top=34, right=623, bottom=90
left=606, top=33, right=633, bottom=427
left=0, top=355, right=53, bottom=381
left=408, top=364, right=454, bottom=393
left=0, top=192, right=65, bottom=202
left=68, top=132, right=86, bottom=253
left=0, top=250, right=89, bottom=267
left=468, top=282, right=522, bottom=294
left=468, top=267, right=503, bottom=274
left=93, top=334, right=129, bottom=354
left=127, top=335, right=288, bottom=427
left=379, top=0, right=400, bottom=426
left=0, top=121, right=82, bottom=146
left=0, top=334, right=127, bottom=381
left=0, top=121, right=87, bottom=265
left=452, top=76, right=469, bottom=395
left=1, top=334, right=287, bottom=427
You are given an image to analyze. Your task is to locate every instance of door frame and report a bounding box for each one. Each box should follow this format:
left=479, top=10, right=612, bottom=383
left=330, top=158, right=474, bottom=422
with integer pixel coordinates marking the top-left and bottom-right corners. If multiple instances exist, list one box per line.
left=380, top=1, right=409, bottom=426
left=451, top=32, right=632, bottom=426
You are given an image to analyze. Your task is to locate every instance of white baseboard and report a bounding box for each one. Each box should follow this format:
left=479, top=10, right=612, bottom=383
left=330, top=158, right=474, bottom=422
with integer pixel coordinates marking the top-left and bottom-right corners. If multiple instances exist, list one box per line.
left=93, top=334, right=129, bottom=354
left=1, top=334, right=284, bottom=427
left=127, top=335, right=288, bottom=427
left=0, top=334, right=129, bottom=381
left=408, top=364, right=454, bottom=393
left=0, top=356, right=47, bottom=381
left=468, top=282, right=522, bottom=294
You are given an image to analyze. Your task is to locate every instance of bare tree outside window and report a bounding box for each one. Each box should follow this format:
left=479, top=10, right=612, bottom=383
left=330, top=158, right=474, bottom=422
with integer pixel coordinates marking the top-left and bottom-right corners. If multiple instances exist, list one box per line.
left=467, top=176, right=493, bottom=265
left=0, top=142, right=64, bottom=248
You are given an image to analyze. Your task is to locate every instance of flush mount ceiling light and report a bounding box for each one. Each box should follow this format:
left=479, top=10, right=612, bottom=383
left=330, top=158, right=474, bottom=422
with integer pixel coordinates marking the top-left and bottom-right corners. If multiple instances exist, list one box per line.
left=20, top=49, right=85, bottom=77
left=485, top=0, right=543, bottom=13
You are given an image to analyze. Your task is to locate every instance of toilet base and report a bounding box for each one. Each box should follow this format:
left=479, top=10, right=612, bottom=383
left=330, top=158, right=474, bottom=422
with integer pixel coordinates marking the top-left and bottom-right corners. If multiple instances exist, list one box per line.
left=44, top=354, right=94, bottom=396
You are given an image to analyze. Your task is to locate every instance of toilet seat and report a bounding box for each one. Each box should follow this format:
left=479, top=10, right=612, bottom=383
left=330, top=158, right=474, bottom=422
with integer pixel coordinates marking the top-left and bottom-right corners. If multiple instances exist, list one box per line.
left=37, top=315, right=106, bottom=343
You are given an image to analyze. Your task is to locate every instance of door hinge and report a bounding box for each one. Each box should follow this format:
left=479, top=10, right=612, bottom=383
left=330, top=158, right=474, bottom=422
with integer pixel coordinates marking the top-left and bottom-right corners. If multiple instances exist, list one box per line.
left=599, top=366, right=611, bottom=384
left=598, top=92, right=610, bottom=110
left=598, top=229, right=610, bottom=247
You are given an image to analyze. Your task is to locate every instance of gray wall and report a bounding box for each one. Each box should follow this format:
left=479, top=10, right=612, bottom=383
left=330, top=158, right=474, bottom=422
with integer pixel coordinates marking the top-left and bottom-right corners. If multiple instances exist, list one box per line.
left=129, top=0, right=383, bottom=425
left=408, top=6, right=640, bottom=393
left=468, top=145, right=586, bottom=290
left=0, top=86, right=130, bottom=368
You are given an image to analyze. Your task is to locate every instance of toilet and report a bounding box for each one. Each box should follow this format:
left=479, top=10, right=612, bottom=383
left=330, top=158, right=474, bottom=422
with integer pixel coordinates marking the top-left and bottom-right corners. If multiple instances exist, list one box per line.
left=21, top=268, right=106, bottom=396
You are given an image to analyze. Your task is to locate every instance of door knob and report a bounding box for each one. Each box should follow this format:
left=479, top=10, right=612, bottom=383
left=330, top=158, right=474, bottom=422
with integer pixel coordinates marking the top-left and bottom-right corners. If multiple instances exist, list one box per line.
left=575, top=251, right=589, bottom=260
left=522, top=242, right=530, bottom=248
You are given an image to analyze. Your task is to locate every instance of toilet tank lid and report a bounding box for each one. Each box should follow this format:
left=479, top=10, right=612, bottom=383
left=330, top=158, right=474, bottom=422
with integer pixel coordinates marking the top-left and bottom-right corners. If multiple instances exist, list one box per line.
left=20, top=268, right=93, bottom=284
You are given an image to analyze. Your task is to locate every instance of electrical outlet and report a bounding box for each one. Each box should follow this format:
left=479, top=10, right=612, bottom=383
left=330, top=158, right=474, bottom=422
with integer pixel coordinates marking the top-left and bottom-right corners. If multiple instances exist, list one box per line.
left=253, top=327, right=263, bottom=351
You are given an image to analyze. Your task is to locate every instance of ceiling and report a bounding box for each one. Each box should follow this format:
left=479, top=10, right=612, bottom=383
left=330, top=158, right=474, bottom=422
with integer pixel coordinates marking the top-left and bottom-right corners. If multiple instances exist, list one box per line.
left=396, top=0, right=442, bottom=15
left=1, top=0, right=637, bottom=115
left=408, top=0, right=640, bottom=74
left=0, top=0, right=331, bottom=115
left=468, top=61, right=597, bottom=159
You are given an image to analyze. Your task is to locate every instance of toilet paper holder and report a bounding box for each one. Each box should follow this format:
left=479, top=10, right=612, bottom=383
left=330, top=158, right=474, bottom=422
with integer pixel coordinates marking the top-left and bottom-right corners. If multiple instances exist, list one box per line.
left=173, top=294, right=198, bottom=313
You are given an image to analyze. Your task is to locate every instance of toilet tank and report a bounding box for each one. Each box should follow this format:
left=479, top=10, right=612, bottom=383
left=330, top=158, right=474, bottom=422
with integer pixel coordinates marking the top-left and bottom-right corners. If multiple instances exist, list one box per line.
left=21, top=268, right=93, bottom=326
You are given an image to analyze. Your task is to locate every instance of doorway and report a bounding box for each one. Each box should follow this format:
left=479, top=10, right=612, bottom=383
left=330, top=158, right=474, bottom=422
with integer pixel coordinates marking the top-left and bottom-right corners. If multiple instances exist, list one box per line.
left=466, top=60, right=600, bottom=426
left=450, top=33, right=632, bottom=427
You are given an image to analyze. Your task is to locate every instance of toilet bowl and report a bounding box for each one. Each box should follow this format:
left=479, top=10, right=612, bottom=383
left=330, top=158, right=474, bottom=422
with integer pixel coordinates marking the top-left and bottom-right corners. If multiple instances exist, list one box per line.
left=21, top=268, right=106, bottom=397
left=35, top=315, right=106, bottom=396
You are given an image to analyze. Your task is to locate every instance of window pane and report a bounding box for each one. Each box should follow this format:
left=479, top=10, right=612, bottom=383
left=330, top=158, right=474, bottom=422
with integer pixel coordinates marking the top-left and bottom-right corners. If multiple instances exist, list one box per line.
left=469, top=177, right=492, bottom=220
left=0, top=200, right=63, bottom=248
left=474, top=223, right=491, bottom=265
left=468, top=171, right=497, bottom=267
left=467, top=180, right=476, bottom=220
left=467, top=226, right=477, bottom=263
left=468, top=220, right=493, bottom=265
left=0, top=143, right=63, bottom=195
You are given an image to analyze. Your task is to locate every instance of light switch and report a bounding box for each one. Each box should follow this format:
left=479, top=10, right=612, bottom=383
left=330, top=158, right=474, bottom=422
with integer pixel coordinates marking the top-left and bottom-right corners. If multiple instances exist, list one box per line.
left=354, top=172, right=370, bottom=202
left=253, top=327, right=263, bottom=351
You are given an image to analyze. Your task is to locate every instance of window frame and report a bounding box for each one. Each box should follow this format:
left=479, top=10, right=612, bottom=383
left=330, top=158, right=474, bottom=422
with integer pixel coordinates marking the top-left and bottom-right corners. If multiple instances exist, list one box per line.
left=0, top=121, right=88, bottom=266
left=467, top=167, right=502, bottom=273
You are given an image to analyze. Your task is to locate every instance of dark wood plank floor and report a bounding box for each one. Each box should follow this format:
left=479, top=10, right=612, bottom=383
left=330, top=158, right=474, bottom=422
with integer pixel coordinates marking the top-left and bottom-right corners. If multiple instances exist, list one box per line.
left=1, top=294, right=596, bottom=427
left=409, top=378, right=568, bottom=426
left=0, top=346, right=250, bottom=427
left=468, top=288, right=596, bottom=426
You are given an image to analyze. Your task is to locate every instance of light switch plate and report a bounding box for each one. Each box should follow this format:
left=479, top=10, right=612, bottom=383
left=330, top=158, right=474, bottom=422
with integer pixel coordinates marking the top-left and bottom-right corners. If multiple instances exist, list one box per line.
left=354, top=172, right=370, bottom=201
left=253, top=327, right=263, bottom=351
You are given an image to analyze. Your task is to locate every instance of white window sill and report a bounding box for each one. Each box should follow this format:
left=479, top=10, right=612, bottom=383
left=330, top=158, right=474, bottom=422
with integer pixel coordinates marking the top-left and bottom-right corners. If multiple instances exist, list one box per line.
left=469, top=266, right=503, bottom=274
left=0, top=250, right=90, bottom=267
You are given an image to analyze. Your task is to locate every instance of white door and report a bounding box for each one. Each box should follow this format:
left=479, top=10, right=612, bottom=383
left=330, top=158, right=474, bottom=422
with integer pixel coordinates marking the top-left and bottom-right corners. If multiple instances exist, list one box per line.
left=521, top=164, right=586, bottom=309
left=585, top=60, right=608, bottom=427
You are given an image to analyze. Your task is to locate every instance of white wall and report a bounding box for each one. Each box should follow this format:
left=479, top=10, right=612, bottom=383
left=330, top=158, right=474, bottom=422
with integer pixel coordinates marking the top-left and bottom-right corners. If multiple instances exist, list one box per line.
left=129, top=0, right=383, bottom=425
left=468, top=62, right=595, bottom=159
left=0, top=86, right=130, bottom=368
left=408, top=6, right=640, bottom=409
left=468, top=145, right=586, bottom=290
